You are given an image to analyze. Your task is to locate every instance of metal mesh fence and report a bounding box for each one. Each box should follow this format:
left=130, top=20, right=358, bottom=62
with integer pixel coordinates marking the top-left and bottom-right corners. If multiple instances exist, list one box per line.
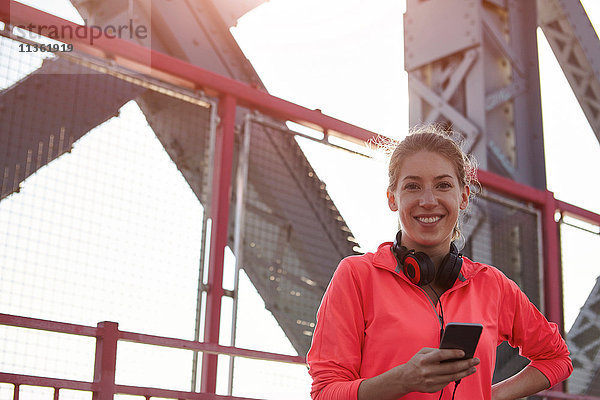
left=462, top=192, right=542, bottom=307
left=0, top=30, right=207, bottom=397
left=459, top=190, right=542, bottom=383
left=237, top=117, right=357, bottom=360
left=560, top=218, right=600, bottom=395
left=0, top=29, right=313, bottom=399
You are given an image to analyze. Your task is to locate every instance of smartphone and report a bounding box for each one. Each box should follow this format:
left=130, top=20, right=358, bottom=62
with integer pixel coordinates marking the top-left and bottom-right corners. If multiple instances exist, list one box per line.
left=439, top=322, right=483, bottom=362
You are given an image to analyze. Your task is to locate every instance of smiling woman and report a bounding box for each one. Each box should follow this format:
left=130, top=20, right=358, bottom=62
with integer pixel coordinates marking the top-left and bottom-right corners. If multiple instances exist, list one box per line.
left=306, top=125, right=573, bottom=400
left=385, top=128, right=475, bottom=262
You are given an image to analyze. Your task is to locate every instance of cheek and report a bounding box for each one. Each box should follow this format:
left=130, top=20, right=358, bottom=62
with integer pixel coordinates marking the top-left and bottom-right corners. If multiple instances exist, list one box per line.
left=399, top=207, right=415, bottom=225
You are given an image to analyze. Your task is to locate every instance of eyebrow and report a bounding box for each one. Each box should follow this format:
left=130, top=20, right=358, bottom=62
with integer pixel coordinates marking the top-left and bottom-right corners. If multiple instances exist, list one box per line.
left=402, top=174, right=454, bottom=181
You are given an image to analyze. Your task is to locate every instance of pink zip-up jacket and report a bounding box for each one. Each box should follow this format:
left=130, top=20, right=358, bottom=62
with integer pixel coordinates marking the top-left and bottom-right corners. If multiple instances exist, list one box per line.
left=307, top=242, right=572, bottom=399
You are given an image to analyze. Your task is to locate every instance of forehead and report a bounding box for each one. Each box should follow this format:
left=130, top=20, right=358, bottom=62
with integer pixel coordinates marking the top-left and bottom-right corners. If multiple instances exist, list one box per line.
left=398, top=151, right=458, bottom=179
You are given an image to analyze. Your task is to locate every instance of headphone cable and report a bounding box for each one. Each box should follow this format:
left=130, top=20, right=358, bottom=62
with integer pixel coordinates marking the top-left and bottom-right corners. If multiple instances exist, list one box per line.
left=430, top=287, right=461, bottom=400
left=430, top=285, right=446, bottom=400
left=438, top=378, right=461, bottom=400
left=429, top=285, right=445, bottom=337
left=452, top=380, right=460, bottom=399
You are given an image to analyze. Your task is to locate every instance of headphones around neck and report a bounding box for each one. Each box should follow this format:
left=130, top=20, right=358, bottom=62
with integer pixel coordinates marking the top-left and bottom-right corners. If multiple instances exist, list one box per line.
left=391, top=230, right=463, bottom=289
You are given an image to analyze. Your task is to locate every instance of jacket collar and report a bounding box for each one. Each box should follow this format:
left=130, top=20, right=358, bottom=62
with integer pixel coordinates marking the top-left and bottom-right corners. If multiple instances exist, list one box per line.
left=371, top=241, right=487, bottom=288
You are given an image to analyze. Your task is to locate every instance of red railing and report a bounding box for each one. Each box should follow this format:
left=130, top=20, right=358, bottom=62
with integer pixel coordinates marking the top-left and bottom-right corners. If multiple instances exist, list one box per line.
left=1, top=2, right=600, bottom=399
left=2, top=310, right=599, bottom=399
left=0, top=313, right=304, bottom=400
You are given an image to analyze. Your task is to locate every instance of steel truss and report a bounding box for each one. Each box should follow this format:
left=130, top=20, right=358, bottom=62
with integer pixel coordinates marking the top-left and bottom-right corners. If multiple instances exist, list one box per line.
left=538, top=0, right=600, bottom=144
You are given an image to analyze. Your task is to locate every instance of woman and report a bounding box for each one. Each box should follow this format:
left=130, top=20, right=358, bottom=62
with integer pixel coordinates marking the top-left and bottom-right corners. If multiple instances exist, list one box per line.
left=307, top=127, right=572, bottom=400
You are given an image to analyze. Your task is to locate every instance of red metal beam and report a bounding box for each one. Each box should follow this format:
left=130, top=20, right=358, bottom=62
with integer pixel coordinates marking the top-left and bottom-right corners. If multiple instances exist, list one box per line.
left=201, top=94, right=237, bottom=393
left=115, top=383, right=264, bottom=399
left=92, top=321, right=118, bottom=400
left=0, top=313, right=305, bottom=364
left=0, top=313, right=97, bottom=336
left=477, top=169, right=547, bottom=205
left=477, top=170, right=600, bottom=227
left=542, top=218, right=564, bottom=334
left=0, top=1, right=378, bottom=145
left=556, top=200, right=600, bottom=227
left=0, top=372, right=93, bottom=392
left=0, top=373, right=269, bottom=400
left=119, top=330, right=305, bottom=364
left=542, top=192, right=566, bottom=396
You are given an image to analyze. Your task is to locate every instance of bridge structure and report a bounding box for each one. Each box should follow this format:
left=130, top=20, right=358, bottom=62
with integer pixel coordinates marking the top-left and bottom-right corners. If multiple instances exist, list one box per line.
left=0, top=0, right=599, bottom=399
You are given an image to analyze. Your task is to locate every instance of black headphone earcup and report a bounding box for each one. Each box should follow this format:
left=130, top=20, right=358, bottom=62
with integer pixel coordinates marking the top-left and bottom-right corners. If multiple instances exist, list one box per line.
left=436, top=251, right=463, bottom=289
left=404, top=251, right=435, bottom=286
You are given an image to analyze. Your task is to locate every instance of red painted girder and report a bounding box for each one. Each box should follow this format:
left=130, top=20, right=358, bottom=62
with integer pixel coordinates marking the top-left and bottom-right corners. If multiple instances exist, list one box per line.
left=201, top=94, right=237, bottom=393
left=115, top=383, right=268, bottom=399
left=0, top=313, right=97, bottom=336
left=0, top=313, right=305, bottom=364
left=0, top=372, right=93, bottom=391
left=542, top=191, right=565, bottom=333
left=0, top=373, right=281, bottom=399
left=119, top=330, right=305, bottom=364
left=92, top=321, right=118, bottom=400
left=556, top=200, right=600, bottom=227
left=477, top=169, right=547, bottom=205
left=478, top=170, right=600, bottom=226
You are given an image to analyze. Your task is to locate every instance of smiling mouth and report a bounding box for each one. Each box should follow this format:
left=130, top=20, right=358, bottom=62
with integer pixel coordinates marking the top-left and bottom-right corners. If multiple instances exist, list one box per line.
left=415, top=216, right=442, bottom=224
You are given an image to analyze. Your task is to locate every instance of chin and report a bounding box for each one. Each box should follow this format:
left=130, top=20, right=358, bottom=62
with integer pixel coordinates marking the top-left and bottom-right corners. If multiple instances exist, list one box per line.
left=410, top=232, right=452, bottom=248
left=415, top=238, right=443, bottom=248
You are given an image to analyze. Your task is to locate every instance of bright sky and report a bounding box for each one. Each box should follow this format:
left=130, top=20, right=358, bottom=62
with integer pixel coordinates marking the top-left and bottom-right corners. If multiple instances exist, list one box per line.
left=4, top=0, right=600, bottom=398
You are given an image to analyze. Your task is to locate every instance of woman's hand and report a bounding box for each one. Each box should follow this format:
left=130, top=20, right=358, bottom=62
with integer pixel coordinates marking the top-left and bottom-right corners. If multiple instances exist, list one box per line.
left=397, top=347, right=480, bottom=393
left=358, top=347, right=479, bottom=400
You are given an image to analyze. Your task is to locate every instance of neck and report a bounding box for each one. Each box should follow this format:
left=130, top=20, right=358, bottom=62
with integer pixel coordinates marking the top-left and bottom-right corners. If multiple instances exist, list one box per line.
left=429, top=252, right=447, bottom=271
left=400, top=238, right=452, bottom=271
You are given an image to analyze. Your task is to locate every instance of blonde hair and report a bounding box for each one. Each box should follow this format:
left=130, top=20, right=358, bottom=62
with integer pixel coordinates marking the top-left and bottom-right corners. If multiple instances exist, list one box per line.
left=384, top=124, right=479, bottom=241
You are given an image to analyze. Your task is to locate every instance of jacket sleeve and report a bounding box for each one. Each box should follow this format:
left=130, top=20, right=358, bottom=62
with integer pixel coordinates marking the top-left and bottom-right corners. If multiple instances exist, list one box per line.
left=496, top=270, right=573, bottom=387
left=307, top=258, right=367, bottom=400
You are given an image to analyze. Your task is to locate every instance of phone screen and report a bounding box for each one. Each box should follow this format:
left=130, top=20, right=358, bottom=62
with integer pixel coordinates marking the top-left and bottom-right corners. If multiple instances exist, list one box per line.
left=439, top=322, right=483, bottom=362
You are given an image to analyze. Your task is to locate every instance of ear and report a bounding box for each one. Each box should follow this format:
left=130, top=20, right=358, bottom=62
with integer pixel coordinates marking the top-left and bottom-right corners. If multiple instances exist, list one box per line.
left=387, top=190, right=398, bottom=212
left=459, top=185, right=470, bottom=210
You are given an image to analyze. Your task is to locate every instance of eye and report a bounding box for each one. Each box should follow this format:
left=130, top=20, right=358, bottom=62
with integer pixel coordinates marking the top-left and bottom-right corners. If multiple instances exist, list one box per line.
left=437, top=181, right=453, bottom=189
left=403, top=182, right=420, bottom=190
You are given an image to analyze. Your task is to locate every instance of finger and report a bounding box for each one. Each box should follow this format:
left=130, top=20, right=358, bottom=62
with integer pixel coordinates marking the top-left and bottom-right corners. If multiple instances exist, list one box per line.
left=436, top=365, right=478, bottom=383
left=429, top=349, right=465, bottom=362
left=433, top=358, right=478, bottom=376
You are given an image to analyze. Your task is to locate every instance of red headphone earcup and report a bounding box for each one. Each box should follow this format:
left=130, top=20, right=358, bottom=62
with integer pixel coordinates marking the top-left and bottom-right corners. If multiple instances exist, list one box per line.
left=403, top=255, right=422, bottom=285
left=405, top=252, right=435, bottom=286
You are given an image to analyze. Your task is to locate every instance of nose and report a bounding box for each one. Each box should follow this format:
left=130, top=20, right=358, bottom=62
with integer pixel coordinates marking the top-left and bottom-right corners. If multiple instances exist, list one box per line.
left=419, top=187, right=437, bottom=207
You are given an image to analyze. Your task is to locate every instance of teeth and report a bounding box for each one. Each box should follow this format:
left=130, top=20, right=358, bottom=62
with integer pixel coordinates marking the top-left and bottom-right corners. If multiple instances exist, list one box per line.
left=417, top=216, right=440, bottom=223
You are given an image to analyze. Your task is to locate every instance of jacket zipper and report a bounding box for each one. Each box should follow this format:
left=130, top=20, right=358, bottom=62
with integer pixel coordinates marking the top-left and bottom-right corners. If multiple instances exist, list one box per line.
left=414, top=285, right=445, bottom=341
left=413, top=278, right=473, bottom=342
